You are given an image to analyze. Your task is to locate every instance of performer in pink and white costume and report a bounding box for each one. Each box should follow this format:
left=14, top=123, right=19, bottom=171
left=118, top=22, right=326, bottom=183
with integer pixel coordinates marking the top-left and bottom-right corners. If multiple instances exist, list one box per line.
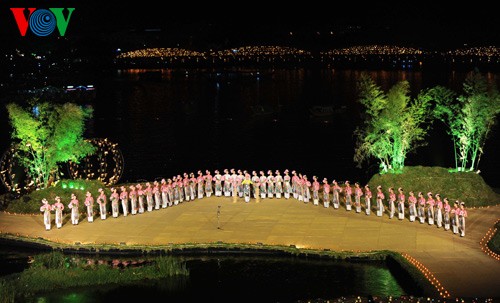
left=312, top=176, right=320, bottom=206
left=451, top=201, right=460, bottom=234
left=364, top=185, right=372, bottom=215
left=68, top=193, right=80, bottom=225
left=237, top=170, right=244, bottom=198
left=458, top=202, right=468, bottom=237
left=129, top=185, right=138, bottom=215
left=388, top=187, right=396, bottom=219
left=397, top=187, right=405, bottom=220
left=197, top=171, right=205, bottom=199
left=153, top=181, right=161, bottom=209
left=344, top=181, right=352, bottom=211
left=251, top=171, right=260, bottom=199
left=376, top=186, right=385, bottom=217
left=53, top=196, right=64, bottom=229
left=136, top=183, right=145, bottom=213
left=161, top=179, right=169, bottom=208
left=354, top=182, right=363, bottom=213
left=110, top=188, right=120, bottom=217
left=417, top=192, right=426, bottom=224
left=182, top=174, right=191, bottom=202
left=283, top=170, right=292, bottom=199
left=435, top=194, right=443, bottom=228
left=291, top=171, right=299, bottom=199
left=426, top=192, right=435, bottom=225
left=85, top=191, right=95, bottom=222
left=204, top=170, right=213, bottom=197
left=266, top=170, right=275, bottom=199
left=259, top=171, right=267, bottom=199
left=120, top=186, right=129, bottom=216
left=214, top=170, right=223, bottom=197
left=242, top=173, right=253, bottom=203
left=40, top=198, right=52, bottom=230
left=97, top=188, right=108, bottom=219
left=322, top=178, right=330, bottom=208
left=332, top=180, right=341, bottom=209
left=274, top=170, right=283, bottom=199
left=223, top=169, right=232, bottom=197
left=189, top=173, right=197, bottom=201
left=408, top=191, right=417, bottom=222
left=302, top=175, right=311, bottom=203
left=443, top=198, right=451, bottom=230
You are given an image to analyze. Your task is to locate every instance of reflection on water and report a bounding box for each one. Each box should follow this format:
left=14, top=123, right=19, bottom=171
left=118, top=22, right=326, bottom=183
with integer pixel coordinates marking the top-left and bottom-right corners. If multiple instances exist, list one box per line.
left=88, top=68, right=499, bottom=188
left=26, top=255, right=416, bottom=303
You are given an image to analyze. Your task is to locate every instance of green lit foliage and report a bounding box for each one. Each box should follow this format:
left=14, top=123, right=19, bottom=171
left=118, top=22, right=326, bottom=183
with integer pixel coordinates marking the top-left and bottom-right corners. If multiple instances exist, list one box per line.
left=354, top=73, right=432, bottom=172
left=431, top=71, right=500, bottom=172
left=6, top=101, right=96, bottom=189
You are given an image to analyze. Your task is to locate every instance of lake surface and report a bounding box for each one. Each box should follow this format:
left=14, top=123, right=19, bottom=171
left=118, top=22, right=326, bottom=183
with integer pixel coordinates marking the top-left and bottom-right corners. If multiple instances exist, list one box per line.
left=0, top=242, right=423, bottom=302
left=1, top=67, right=499, bottom=191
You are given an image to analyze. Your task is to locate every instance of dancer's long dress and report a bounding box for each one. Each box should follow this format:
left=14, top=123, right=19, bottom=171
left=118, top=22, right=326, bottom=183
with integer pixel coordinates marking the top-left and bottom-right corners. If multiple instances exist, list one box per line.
left=451, top=208, right=459, bottom=234
left=376, top=192, right=385, bottom=217
left=436, top=200, right=443, bottom=228
left=418, top=197, right=426, bottom=223
left=153, top=186, right=161, bottom=209
left=129, top=191, right=137, bottom=215
left=459, top=208, right=467, bottom=237
left=443, top=204, right=451, bottom=230
left=205, top=175, right=213, bottom=197
left=354, top=187, right=362, bottom=213
left=120, top=191, right=128, bottom=216
left=197, top=176, right=205, bottom=199
left=68, top=199, right=79, bottom=225
left=243, top=180, right=252, bottom=203
left=303, top=181, right=311, bottom=203
left=397, top=193, right=405, bottom=220
left=40, top=204, right=52, bottom=230
left=388, top=193, right=396, bottom=219
left=54, top=202, right=64, bottom=228
left=312, top=181, right=320, bottom=206
left=85, top=196, right=94, bottom=222
left=283, top=175, right=291, bottom=199
left=137, top=190, right=145, bottom=213
left=332, top=184, right=341, bottom=209
left=259, top=176, right=267, bottom=199
left=408, top=196, right=416, bottom=222
left=344, top=186, right=352, bottom=211
left=364, top=189, right=372, bottom=215
left=267, top=176, right=274, bottom=199
left=427, top=199, right=435, bottom=225
left=98, top=193, right=107, bottom=219
left=275, top=175, right=283, bottom=199
left=111, top=193, right=120, bottom=217
left=323, top=183, right=330, bottom=208
left=251, top=175, right=260, bottom=199
left=223, top=173, right=232, bottom=197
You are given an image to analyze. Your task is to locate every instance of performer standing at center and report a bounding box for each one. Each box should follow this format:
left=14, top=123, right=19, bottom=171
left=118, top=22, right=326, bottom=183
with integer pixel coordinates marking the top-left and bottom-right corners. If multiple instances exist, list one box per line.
left=408, top=191, right=417, bottom=222
left=364, top=184, right=372, bottom=215
left=451, top=201, right=460, bottom=234
left=354, top=182, right=363, bottom=213
left=53, top=196, right=64, bottom=229
left=443, top=198, right=451, bottom=230
left=68, top=193, right=80, bottom=225
left=161, top=179, right=169, bottom=208
left=376, top=185, right=385, bottom=217
left=332, top=180, right=341, bottom=209
left=223, top=169, right=232, bottom=197
left=426, top=192, right=435, bottom=225
left=242, top=173, right=253, bottom=203
left=267, top=170, right=275, bottom=199
left=214, top=170, right=223, bottom=197
left=145, top=182, right=154, bottom=212
left=85, top=190, right=95, bottom=222
left=189, top=173, right=197, bottom=201
left=197, top=170, right=205, bottom=199
left=182, top=174, right=191, bottom=202
left=283, top=170, right=292, bottom=199
left=136, top=183, right=145, bottom=213
left=312, top=176, right=320, bottom=206
left=322, top=178, right=330, bottom=208
left=40, top=198, right=52, bottom=230
left=388, top=187, right=396, bottom=219
left=397, top=187, right=405, bottom=220
left=344, top=181, right=352, bottom=211
left=303, top=175, right=312, bottom=203
left=110, top=187, right=120, bottom=218
left=237, top=170, right=245, bottom=198
left=97, top=188, right=107, bottom=220
left=417, top=192, right=426, bottom=224
left=291, top=171, right=299, bottom=199
left=120, top=186, right=129, bottom=216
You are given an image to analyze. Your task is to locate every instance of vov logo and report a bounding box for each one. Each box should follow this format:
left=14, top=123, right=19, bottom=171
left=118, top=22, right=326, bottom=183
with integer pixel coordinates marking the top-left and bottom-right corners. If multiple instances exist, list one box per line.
left=10, top=8, right=76, bottom=37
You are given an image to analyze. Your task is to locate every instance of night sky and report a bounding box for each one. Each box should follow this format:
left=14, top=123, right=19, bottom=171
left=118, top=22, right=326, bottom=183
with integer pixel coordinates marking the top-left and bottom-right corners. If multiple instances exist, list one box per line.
left=0, top=2, right=499, bottom=50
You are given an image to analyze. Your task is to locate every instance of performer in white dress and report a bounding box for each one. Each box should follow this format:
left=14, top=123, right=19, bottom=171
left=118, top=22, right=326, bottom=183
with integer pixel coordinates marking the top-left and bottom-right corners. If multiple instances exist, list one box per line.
left=52, top=196, right=64, bottom=229
left=376, top=185, right=385, bottom=217
left=129, top=185, right=138, bottom=215
left=120, top=186, right=129, bottom=216
left=443, top=198, right=451, bottom=230
left=214, top=170, right=223, bottom=197
left=251, top=171, right=260, bottom=199
left=283, top=170, right=292, bottom=199
left=397, top=187, right=405, bottom=220
left=204, top=170, right=213, bottom=197
left=458, top=202, right=468, bottom=237
left=451, top=201, right=460, bottom=234
left=302, top=175, right=311, bottom=203
left=259, top=171, right=267, bottom=199
left=68, top=193, right=80, bottom=225
left=242, top=173, right=253, bottom=203
left=40, top=198, right=52, bottom=230
left=408, top=191, right=417, bottom=222
left=312, top=176, right=320, bottom=205
left=160, top=179, right=169, bottom=208
left=267, top=170, right=275, bottom=199
left=354, top=182, right=363, bottom=213
left=388, top=187, right=396, bottom=219
left=322, top=178, right=330, bottom=208
left=223, top=169, right=232, bottom=197
left=417, top=192, right=426, bottom=224
left=237, top=170, right=244, bottom=198
left=110, top=188, right=120, bottom=218
left=189, top=173, right=197, bottom=201
left=84, top=191, right=95, bottom=222
left=153, top=181, right=161, bottom=210
left=97, top=188, right=108, bottom=219
left=426, top=192, right=435, bottom=225
left=364, top=185, right=372, bottom=215
left=291, top=171, right=299, bottom=199
left=435, top=194, right=443, bottom=228
left=182, top=174, right=191, bottom=202
left=136, top=183, right=145, bottom=213
left=197, top=171, right=205, bottom=199
left=274, top=170, right=283, bottom=199
left=344, top=181, right=352, bottom=211
left=332, top=180, right=341, bottom=209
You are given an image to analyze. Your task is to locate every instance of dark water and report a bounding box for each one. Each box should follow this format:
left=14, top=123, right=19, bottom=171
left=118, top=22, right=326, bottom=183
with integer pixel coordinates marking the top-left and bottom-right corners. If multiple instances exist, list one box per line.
left=90, top=68, right=500, bottom=187
left=1, top=67, right=499, bottom=191
left=0, top=243, right=421, bottom=303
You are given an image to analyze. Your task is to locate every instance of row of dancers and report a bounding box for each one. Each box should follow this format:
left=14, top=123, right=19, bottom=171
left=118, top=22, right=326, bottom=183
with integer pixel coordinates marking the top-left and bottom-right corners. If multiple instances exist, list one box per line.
left=39, top=169, right=468, bottom=237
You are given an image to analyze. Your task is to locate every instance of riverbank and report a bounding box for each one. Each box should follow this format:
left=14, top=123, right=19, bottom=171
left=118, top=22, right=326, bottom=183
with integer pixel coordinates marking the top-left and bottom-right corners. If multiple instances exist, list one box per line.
left=0, top=195, right=499, bottom=299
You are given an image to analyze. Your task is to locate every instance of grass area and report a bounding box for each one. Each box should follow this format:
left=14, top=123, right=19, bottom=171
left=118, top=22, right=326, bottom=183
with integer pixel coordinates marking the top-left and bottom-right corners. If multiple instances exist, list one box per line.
left=487, top=221, right=500, bottom=254
left=4, top=179, right=108, bottom=214
left=368, top=166, right=500, bottom=207
left=0, top=251, right=189, bottom=303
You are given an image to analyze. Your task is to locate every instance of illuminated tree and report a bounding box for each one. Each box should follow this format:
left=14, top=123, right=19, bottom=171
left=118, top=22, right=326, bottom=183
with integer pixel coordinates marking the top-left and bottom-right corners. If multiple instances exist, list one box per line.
left=354, top=73, right=432, bottom=172
left=432, top=71, right=500, bottom=171
left=6, top=101, right=96, bottom=189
